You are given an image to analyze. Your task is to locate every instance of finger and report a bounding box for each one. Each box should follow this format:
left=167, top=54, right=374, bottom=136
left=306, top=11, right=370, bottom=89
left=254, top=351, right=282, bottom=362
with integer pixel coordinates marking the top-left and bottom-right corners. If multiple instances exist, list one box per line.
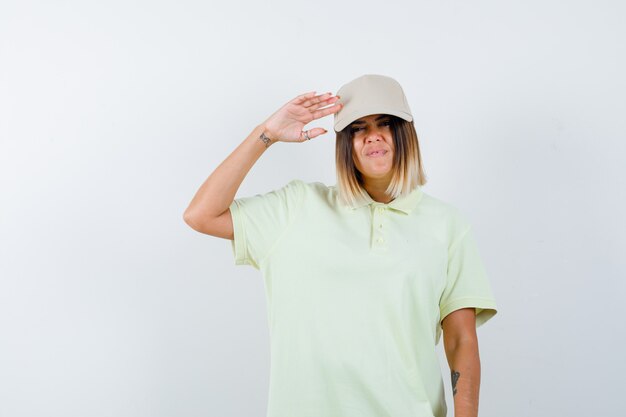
left=292, top=91, right=317, bottom=104
left=300, top=127, right=328, bottom=141
left=311, top=102, right=343, bottom=120
left=307, top=95, right=340, bottom=112
left=301, top=92, right=334, bottom=108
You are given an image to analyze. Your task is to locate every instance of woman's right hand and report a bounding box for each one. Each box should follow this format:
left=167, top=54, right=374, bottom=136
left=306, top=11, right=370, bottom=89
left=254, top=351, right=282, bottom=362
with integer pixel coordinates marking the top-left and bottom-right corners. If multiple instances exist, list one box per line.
left=261, top=91, right=342, bottom=143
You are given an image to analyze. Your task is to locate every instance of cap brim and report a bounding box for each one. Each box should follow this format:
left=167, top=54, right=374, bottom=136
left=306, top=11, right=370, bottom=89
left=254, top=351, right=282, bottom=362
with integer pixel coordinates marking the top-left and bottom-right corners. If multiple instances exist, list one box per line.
left=334, top=107, right=413, bottom=132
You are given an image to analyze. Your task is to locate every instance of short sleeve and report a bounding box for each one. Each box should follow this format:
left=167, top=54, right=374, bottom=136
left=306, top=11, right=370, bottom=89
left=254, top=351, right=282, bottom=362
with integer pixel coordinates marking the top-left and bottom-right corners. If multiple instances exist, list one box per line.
left=439, top=223, right=498, bottom=329
left=228, top=179, right=305, bottom=270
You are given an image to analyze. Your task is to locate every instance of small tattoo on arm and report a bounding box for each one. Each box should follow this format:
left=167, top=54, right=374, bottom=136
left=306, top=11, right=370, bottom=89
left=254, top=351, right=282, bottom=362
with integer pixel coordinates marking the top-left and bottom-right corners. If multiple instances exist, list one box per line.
left=451, top=370, right=460, bottom=396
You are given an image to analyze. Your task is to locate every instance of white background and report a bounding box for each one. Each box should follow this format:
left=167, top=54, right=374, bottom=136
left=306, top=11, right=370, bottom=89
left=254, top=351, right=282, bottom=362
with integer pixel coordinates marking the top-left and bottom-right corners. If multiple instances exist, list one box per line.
left=1, top=1, right=625, bottom=416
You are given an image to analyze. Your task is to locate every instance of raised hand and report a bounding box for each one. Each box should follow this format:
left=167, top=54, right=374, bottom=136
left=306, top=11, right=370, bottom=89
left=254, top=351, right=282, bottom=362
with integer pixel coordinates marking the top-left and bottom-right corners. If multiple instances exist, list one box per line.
left=261, top=91, right=342, bottom=143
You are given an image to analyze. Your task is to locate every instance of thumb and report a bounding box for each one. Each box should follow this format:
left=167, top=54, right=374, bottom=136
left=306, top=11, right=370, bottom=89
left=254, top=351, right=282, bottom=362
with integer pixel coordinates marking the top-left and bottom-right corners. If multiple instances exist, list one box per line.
left=302, top=127, right=328, bottom=141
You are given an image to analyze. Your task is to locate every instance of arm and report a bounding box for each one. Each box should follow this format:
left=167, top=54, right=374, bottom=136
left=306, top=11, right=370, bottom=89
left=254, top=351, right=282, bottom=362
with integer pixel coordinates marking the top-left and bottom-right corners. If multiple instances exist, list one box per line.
left=183, top=123, right=274, bottom=238
left=182, top=91, right=342, bottom=238
left=442, top=307, right=481, bottom=417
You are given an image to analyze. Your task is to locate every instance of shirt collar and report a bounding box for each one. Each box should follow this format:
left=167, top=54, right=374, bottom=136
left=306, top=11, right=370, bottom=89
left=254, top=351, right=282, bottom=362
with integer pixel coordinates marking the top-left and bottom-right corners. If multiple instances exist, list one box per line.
left=348, top=186, right=424, bottom=214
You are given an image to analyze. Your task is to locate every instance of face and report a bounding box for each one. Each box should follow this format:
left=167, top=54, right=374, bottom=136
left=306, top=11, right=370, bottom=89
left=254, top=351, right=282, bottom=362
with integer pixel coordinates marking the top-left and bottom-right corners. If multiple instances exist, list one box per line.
left=349, top=114, right=395, bottom=183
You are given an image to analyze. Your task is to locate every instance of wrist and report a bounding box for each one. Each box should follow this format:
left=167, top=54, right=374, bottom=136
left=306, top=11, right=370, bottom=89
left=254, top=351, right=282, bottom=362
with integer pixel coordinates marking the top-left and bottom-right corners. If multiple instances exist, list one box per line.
left=257, top=124, right=277, bottom=147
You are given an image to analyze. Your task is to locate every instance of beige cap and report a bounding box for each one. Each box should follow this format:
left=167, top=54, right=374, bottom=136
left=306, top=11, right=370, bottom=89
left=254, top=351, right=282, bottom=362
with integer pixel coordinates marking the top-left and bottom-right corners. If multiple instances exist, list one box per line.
left=333, top=74, right=414, bottom=132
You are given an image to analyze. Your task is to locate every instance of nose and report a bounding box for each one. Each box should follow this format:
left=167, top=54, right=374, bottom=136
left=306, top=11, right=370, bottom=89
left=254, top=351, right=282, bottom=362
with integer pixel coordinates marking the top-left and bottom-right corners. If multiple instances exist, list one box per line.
left=365, top=125, right=385, bottom=142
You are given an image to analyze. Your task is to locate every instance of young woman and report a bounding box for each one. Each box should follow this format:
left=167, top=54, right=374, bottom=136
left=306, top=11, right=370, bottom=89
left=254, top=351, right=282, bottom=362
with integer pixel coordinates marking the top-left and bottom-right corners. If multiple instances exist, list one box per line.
left=184, top=74, right=498, bottom=417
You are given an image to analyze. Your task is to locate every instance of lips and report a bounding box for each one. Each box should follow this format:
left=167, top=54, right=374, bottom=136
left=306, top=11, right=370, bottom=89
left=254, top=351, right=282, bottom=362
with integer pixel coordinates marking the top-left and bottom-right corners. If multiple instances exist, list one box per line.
left=366, top=149, right=388, bottom=157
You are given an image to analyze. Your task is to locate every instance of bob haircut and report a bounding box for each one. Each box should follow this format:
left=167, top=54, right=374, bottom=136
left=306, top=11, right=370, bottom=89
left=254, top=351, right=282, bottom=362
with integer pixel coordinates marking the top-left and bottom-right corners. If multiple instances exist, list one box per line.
left=335, top=114, right=428, bottom=208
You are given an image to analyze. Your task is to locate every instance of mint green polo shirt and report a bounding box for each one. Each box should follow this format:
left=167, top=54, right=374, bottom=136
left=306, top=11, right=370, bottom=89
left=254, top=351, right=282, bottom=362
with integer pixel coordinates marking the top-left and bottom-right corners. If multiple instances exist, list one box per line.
left=228, top=179, right=498, bottom=417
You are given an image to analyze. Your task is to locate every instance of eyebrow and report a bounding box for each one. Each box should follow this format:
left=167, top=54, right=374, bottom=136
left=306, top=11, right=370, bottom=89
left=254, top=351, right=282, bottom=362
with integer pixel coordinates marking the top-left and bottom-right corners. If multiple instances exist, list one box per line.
left=350, top=115, right=390, bottom=126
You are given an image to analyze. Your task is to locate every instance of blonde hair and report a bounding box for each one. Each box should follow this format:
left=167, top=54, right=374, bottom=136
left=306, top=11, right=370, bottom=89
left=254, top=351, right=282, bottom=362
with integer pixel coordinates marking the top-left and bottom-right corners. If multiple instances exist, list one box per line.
left=335, top=115, right=428, bottom=207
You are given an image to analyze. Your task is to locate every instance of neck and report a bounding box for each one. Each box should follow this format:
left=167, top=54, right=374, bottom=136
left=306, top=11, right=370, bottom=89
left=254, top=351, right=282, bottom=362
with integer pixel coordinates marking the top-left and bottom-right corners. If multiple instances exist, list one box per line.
left=362, top=178, right=393, bottom=203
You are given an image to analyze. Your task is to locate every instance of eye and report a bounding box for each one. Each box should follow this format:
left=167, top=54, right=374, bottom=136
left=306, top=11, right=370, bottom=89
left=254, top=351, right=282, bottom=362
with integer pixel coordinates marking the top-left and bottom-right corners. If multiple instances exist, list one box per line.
left=350, top=120, right=390, bottom=134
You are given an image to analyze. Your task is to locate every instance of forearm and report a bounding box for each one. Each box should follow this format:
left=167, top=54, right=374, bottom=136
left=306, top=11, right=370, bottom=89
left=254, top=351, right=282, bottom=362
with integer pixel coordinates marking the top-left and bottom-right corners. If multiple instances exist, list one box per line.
left=447, top=340, right=481, bottom=417
left=183, top=123, right=275, bottom=222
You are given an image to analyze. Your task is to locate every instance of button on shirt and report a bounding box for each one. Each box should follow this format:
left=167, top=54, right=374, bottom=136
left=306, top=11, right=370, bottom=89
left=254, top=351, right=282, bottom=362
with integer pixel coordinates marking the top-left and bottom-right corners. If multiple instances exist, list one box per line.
left=228, top=179, right=498, bottom=417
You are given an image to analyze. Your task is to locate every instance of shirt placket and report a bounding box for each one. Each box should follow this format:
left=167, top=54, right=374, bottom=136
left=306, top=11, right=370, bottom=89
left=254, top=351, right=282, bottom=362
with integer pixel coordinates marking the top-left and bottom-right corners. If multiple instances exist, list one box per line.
left=371, top=204, right=388, bottom=250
